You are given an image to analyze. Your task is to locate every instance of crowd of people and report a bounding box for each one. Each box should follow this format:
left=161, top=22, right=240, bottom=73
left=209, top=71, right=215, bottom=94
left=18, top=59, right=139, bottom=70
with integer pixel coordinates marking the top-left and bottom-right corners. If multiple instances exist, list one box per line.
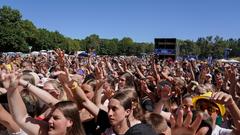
left=0, top=49, right=240, bottom=135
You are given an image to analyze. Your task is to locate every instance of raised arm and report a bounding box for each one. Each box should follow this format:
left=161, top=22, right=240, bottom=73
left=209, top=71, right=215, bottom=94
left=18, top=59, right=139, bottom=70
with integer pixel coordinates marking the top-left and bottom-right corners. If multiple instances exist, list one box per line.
left=19, top=79, right=59, bottom=107
left=87, top=55, right=95, bottom=72
left=3, top=73, right=48, bottom=135
left=229, top=66, right=238, bottom=101
left=140, top=80, right=157, bottom=102
left=70, top=81, right=100, bottom=117
left=153, top=100, right=171, bottom=121
left=94, top=79, right=106, bottom=107
left=187, top=62, right=196, bottom=81
left=153, top=85, right=172, bottom=121
left=134, top=64, right=145, bottom=79
left=0, top=104, right=21, bottom=134
left=151, top=60, right=161, bottom=82
left=211, top=91, right=240, bottom=133
left=104, top=57, right=114, bottom=73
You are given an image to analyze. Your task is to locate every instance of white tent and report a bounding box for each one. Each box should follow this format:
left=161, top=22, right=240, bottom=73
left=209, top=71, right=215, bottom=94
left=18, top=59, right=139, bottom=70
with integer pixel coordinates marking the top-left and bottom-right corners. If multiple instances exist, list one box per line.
left=217, top=59, right=240, bottom=63
left=227, top=59, right=240, bottom=63
left=217, top=59, right=228, bottom=62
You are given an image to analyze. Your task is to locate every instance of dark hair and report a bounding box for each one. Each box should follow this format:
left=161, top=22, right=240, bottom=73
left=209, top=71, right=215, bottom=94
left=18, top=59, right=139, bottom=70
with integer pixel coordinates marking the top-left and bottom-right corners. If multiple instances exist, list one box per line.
left=157, top=80, right=172, bottom=90
left=83, top=73, right=95, bottom=84
left=112, top=89, right=143, bottom=121
left=112, top=91, right=132, bottom=110
left=182, top=93, right=192, bottom=100
left=53, top=101, right=85, bottom=135
left=119, top=72, right=135, bottom=88
left=214, top=68, right=222, bottom=75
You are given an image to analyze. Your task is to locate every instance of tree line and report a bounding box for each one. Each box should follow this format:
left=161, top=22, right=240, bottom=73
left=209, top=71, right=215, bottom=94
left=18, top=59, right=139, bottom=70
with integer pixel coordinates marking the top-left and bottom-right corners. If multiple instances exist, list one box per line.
left=0, top=6, right=240, bottom=58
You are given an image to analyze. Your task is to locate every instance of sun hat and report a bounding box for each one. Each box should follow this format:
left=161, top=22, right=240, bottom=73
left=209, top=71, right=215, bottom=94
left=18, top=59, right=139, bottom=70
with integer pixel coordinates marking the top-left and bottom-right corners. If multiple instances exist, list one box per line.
left=192, top=92, right=226, bottom=116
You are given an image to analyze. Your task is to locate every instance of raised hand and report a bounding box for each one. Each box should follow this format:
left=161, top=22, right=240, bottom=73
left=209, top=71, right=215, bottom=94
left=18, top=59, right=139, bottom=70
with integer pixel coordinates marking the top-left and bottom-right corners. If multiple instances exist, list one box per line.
left=55, top=48, right=65, bottom=70
left=0, top=71, right=20, bottom=91
left=57, top=67, right=72, bottom=85
left=94, top=65, right=104, bottom=80
left=233, top=120, right=240, bottom=134
left=95, top=79, right=106, bottom=92
left=170, top=109, right=203, bottom=135
left=212, top=91, right=240, bottom=135
left=140, top=80, right=150, bottom=93
left=159, top=84, right=172, bottom=102
left=211, top=91, right=234, bottom=106
left=140, top=80, right=157, bottom=102
left=103, top=87, right=114, bottom=100
left=229, top=66, right=237, bottom=82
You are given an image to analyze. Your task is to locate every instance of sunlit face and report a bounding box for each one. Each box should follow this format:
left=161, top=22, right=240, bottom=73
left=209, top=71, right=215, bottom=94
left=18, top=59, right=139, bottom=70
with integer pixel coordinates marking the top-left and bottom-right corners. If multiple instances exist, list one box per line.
left=157, top=85, right=171, bottom=100
left=162, top=66, right=169, bottom=74
left=108, top=98, right=129, bottom=126
left=81, top=84, right=94, bottom=100
left=140, top=66, right=147, bottom=74
left=182, top=97, right=193, bottom=114
left=118, top=77, right=126, bottom=88
left=156, top=65, right=161, bottom=73
left=48, top=109, right=72, bottom=135
left=215, top=73, right=222, bottom=80
left=43, top=82, right=60, bottom=99
left=112, top=71, right=119, bottom=78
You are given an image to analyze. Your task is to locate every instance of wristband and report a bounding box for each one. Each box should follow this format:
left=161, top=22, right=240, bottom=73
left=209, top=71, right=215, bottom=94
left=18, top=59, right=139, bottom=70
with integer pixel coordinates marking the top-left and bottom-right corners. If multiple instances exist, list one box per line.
left=70, top=81, right=78, bottom=91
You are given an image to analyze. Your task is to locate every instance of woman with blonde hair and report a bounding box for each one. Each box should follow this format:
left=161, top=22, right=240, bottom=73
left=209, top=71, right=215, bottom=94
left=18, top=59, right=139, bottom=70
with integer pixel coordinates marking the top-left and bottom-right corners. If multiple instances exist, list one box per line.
left=1, top=72, right=86, bottom=135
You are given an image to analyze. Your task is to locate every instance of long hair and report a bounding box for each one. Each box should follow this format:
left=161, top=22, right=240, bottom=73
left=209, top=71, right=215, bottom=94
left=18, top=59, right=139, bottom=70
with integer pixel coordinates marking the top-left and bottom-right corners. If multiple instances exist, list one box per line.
left=54, top=101, right=85, bottom=135
left=20, top=72, right=39, bottom=117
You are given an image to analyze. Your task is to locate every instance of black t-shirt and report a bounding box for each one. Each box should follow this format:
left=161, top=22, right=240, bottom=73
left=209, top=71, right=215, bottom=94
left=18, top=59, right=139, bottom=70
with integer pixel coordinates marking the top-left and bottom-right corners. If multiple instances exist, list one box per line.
left=97, top=109, right=111, bottom=133
left=97, top=109, right=157, bottom=135
left=82, top=118, right=101, bottom=135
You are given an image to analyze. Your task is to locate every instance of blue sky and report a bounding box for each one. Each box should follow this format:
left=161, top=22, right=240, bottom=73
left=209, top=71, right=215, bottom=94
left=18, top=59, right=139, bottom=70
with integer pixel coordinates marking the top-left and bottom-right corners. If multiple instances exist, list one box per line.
left=1, top=0, right=240, bottom=43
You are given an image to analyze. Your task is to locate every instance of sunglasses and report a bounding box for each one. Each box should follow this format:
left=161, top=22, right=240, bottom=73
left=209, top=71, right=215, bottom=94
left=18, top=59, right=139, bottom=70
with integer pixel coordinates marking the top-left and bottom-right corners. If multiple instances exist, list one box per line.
left=195, top=100, right=219, bottom=114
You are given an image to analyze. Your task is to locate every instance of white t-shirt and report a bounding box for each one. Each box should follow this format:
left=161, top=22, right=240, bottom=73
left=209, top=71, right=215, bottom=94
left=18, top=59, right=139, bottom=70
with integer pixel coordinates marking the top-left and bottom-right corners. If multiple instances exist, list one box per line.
left=212, top=125, right=232, bottom=135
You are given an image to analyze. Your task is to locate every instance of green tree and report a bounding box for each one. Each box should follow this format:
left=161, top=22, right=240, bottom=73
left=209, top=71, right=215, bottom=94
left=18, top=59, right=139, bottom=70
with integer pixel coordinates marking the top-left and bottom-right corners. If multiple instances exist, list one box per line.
left=84, top=34, right=100, bottom=52
left=119, top=37, right=134, bottom=55
left=21, top=20, right=38, bottom=51
left=0, top=6, right=28, bottom=52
